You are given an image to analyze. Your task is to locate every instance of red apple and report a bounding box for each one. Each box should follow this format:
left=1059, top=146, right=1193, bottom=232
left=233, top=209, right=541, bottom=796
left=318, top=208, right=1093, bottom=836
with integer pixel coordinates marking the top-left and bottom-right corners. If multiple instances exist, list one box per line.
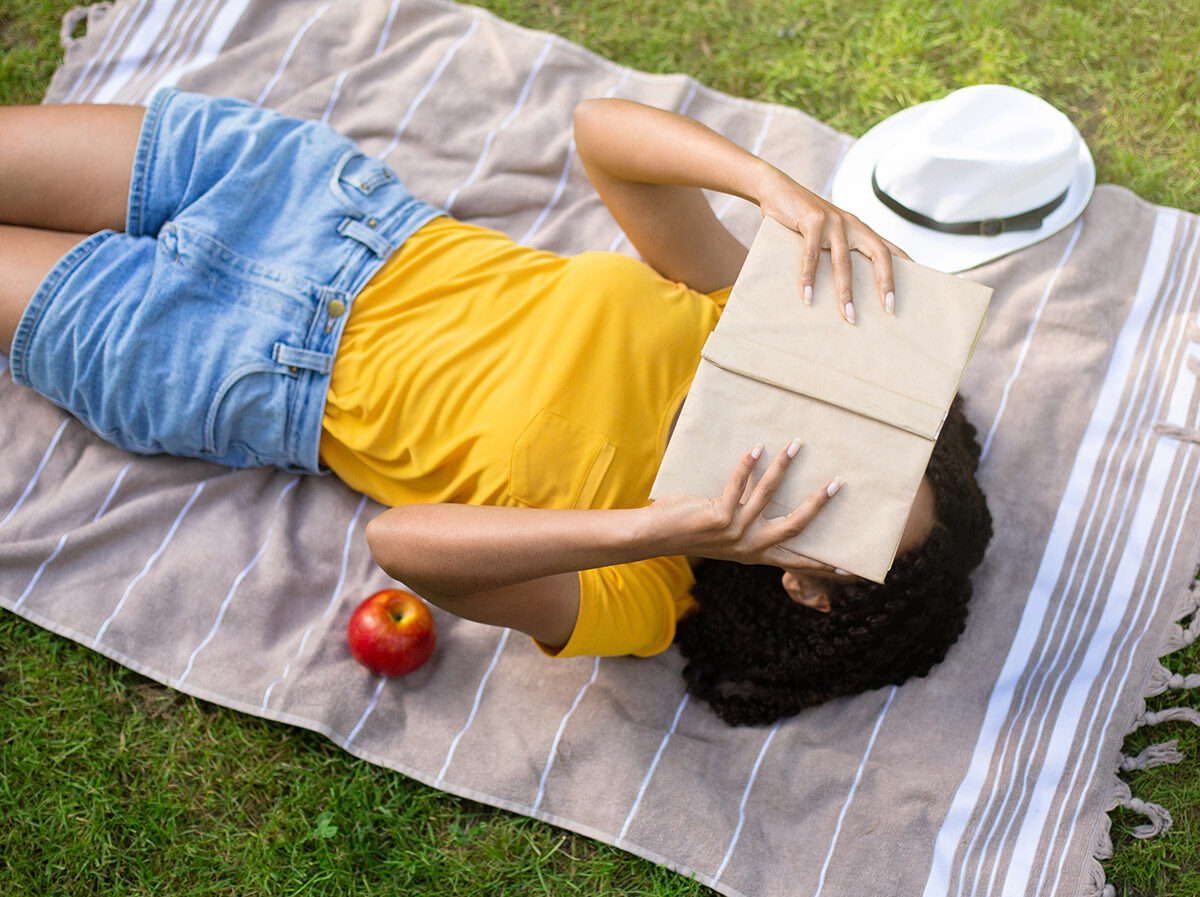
left=347, top=588, right=436, bottom=676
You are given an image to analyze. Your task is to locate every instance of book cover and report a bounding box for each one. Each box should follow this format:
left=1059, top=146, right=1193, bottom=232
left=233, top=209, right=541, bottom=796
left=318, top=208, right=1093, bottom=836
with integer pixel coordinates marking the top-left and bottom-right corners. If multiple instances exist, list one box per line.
left=651, top=217, right=992, bottom=582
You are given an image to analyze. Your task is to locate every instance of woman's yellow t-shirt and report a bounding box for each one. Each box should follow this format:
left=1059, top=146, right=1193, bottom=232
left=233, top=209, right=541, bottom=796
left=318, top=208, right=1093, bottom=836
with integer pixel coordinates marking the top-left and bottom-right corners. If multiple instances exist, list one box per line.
left=320, top=217, right=730, bottom=657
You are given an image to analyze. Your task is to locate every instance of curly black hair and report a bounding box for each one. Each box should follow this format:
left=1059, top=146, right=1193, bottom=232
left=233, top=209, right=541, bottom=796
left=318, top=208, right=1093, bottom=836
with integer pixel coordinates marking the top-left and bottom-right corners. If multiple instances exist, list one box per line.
left=675, top=397, right=992, bottom=726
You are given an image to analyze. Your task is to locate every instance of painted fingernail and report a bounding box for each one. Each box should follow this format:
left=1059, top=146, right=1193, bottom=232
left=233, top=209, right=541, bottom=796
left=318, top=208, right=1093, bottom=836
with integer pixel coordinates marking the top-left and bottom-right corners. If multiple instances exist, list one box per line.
left=885, top=291, right=895, bottom=314
left=803, top=285, right=813, bottom=305
left=845, top=301, right=856, bottom=325
left=834, top=568, right=851, bottom=576
left=826, top=477, right=843, bottom=497
left=786, top=438, right=802, bottom=458
left=750, top=443, right=764, bottom=459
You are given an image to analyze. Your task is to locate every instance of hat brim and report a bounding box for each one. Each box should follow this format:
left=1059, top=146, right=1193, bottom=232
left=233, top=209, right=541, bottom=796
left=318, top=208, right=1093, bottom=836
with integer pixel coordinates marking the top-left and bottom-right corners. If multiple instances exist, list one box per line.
left=829, top=102, right=1095, bottom=273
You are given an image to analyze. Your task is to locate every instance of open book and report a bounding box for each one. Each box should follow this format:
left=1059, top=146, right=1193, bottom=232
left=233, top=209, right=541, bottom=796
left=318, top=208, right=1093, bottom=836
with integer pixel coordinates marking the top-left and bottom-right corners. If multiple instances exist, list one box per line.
left=651, top=217, right=992, bottom=582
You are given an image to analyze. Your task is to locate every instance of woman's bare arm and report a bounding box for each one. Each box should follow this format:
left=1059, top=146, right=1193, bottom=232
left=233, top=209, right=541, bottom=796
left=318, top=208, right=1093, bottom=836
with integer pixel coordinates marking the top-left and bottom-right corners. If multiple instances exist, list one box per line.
left=365, top=443, right=839, bottom=649
left=573, top=97, right=904, bottom=320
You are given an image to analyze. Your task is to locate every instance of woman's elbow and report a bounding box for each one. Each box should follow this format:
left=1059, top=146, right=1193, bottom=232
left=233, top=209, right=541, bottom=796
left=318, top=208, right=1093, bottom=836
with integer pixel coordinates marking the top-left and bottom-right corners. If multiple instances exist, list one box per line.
left=364, top=508, right=458, bottom=606
left=573, top=97, right=618, bottom=147
left=573, top=97, right=601, bottom=128
left=364, top=510, right=405, bottom=580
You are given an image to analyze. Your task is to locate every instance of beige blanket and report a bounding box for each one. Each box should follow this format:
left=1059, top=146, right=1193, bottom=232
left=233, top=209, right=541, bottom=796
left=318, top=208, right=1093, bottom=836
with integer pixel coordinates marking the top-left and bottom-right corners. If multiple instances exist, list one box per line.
left=4, top=2, right=1200, bottom=895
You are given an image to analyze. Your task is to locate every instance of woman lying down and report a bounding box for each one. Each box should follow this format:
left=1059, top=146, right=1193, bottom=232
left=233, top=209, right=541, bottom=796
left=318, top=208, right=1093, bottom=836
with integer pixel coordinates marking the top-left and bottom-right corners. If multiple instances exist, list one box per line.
left=0, top=90, right=991, bottom=725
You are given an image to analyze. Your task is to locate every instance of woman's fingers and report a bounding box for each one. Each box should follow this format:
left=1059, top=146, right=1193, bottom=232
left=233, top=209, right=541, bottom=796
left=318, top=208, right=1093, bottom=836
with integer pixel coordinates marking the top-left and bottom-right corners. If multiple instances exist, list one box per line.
left=788, top=203, right=905, bottom=322
left=858, top=239, right=896, bottom=316
left=739, top=441, right=843, bottom=556
left=672, top=444, right=844, bottom=564
left=827, top=228, right=855, bottom=324
left=719, top=443, right=764, bottom=511
left=741, top=438, right=802, bottom=518
left=849, top=222, right=901, bottom=315
left=787, top=475, right=843, bottom=525
left=758, top=476, right=843, bottom=553
left=832, top=218, right=901, bottom=321
left=797, top=221, right=822, bottom=307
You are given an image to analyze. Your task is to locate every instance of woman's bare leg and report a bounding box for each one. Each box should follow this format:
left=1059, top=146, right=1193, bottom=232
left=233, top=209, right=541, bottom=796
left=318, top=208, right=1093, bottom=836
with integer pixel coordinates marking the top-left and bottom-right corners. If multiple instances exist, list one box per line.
left=0, top=103, right=145, bottom=352
left=0, top=103, right=145, bottom=233
left=0, top=225, right=88, bottom=353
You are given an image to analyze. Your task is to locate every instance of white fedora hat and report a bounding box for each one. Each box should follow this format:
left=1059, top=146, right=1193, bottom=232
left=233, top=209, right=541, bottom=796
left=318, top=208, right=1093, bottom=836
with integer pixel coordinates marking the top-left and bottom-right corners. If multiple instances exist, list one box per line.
left=830, top=84, right=1095, bottom=273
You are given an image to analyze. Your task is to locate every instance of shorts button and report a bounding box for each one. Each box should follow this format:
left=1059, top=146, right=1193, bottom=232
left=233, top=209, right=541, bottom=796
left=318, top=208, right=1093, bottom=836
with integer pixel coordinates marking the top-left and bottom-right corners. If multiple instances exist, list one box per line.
left=366, top=217, right=378, bottom=229
left=328, top=299, right=346, bottom=319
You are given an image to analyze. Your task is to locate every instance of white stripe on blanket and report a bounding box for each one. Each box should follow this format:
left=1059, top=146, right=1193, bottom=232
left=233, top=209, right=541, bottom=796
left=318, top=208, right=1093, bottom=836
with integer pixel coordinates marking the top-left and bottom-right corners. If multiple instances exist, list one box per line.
left=923, top=207, right=1189, bottom=897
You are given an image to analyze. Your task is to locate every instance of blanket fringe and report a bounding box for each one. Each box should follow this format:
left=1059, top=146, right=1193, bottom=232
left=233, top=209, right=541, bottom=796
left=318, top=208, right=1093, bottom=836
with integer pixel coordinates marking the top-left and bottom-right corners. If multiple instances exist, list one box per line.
left=1112, top=779, right=1174, bottom=839
left=1093, top=579, right=1200, bottom=895
left=1095, top=779, right=1175, bottom=843
left=1159, top=584, right=1200, bottom=653
left=1153, top=421, right=1200, bottom=445
left=1134, top=705, right=1200, bottom=729
left=1160, top=612, right=1199, bottom=654
left=1119, top=738, right=1184, bottom=771
left=1125, top=802, right=1174, bottom=840
left=1083, top=786, right=1121, bottom=897
left=1086, top=862, right=1117, bottom=897
left=1145, top=662, right=1200, bottom=696
left=60, top=4, right=111, bottom=51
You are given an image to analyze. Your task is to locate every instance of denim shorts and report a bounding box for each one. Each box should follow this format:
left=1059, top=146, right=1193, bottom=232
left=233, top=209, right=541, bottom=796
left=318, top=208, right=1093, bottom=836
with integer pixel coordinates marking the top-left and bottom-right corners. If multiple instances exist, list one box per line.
left=10, top=88, right=443, bottom=472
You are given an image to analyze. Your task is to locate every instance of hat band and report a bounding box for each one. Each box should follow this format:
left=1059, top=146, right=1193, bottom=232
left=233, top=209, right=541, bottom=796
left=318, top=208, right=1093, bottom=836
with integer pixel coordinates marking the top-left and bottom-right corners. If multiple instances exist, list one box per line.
left=870, top=169, right=1069, bottom=237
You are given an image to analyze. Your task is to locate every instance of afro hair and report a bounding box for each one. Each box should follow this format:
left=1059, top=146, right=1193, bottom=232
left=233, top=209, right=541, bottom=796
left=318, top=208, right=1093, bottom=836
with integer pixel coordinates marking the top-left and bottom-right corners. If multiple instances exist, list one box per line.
left=676, top=397, right=993, bottom=726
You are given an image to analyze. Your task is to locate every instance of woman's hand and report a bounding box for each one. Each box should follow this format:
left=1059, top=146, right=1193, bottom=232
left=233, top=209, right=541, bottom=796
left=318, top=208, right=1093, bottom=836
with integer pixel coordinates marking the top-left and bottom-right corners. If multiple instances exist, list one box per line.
left=645, top=440, right=842, bottom=567
left=754, top=167, right=909, bottom=325
left=573, top=98, right=906, bottom=310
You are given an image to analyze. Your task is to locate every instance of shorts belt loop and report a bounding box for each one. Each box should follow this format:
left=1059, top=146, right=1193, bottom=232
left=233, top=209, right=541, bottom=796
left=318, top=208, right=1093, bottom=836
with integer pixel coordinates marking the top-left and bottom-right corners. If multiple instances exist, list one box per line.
left=338, top=217, right=394, bottom=257
left=273, top=342, right=334, bottom=374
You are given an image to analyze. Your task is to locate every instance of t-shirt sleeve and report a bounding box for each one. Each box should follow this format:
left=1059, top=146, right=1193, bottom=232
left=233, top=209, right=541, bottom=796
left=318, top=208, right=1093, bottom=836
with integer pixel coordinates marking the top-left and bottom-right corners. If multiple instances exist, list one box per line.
left=538, top=556, right=697, bottom=658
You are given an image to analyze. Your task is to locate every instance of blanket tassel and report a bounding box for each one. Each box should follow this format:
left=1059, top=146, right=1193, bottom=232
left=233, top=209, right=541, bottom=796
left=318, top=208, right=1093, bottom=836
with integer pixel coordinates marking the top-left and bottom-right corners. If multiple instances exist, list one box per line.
left=1133, top=705, right=1200, bottom=730
left=1085, top=794, right=1118, bottom=897
left=1086, top=862, right=1117, bottom=897
left=1145, top=662, right=1200, bottom=696
left=1153, top=421, right=1200, bottom=445
left=61, top=4, right=111, bottom=50
left=1110, top=779, right=1173, bottom=839
left=1089, top=863, right=1113, bottom=897
left=1089, top=582, right=1200, bottom=896
left=1111, top=617, right=1200, bottom=838
left=1119, top=738, right=1184, bottom=771
left=1159, top=609, right=1199, bottom=654
left=1088, top=722, right=1195, bottom=895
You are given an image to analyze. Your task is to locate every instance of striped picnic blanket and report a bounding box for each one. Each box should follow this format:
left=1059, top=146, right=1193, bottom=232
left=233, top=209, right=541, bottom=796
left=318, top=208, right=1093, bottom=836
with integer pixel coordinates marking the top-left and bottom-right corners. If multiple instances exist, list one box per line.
left=3, top=2, right=1199, bottom=895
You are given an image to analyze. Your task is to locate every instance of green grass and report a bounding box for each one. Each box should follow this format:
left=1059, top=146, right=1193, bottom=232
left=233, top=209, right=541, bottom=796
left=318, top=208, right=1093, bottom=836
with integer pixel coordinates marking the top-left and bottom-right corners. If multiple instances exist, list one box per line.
left=0, top=0, right=85, bottom=105
left=2, top=1, right=1198, bottom=895
left=475, top=0, right=1200, bottom=213
left=1, top=613, right=712, bottom=896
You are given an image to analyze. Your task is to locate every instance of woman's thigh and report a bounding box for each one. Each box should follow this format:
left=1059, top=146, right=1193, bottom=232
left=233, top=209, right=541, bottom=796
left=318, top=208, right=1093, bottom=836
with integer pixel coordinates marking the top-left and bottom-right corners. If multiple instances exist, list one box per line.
left=0, top=103, right=144, bottom=234
left=0, top=225, right=87, bottom=353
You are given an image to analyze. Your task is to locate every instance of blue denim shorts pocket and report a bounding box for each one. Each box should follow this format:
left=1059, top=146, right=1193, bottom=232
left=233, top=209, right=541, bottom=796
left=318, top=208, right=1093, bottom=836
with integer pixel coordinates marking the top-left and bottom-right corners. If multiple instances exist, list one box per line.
left=159, top=222, right=328, bottom=467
